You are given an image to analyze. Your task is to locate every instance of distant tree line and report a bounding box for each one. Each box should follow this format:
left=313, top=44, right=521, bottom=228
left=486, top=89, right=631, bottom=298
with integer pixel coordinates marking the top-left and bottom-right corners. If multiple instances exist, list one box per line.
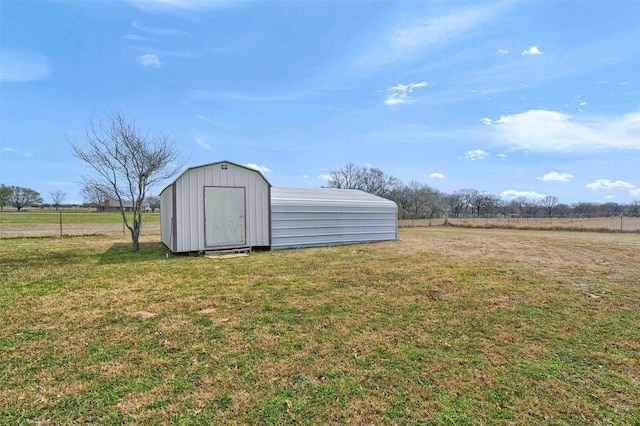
left=325, top=163, right=640, bottom=220
left=0, top=182, right=162, bottom=213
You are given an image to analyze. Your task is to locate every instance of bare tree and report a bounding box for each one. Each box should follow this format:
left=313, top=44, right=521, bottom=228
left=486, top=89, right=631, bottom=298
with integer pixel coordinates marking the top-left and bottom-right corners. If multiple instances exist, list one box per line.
left=50, top=190, right=67, bottom=210
left=540, top=195, right=558, bottom=217
left=69, top=110, right=182, bottom=251
left=81, top=182, right=114, bottom=207
left=327, top=163, right=402, bottom=198
left=145, top=195, right=161, bottom=212
left=326, top=163, right=365, bottom=190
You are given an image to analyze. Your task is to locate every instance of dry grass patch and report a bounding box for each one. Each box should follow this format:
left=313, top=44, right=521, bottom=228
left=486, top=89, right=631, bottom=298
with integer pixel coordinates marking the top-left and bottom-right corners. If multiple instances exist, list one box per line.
left=1, top=228, right=639, bottom=424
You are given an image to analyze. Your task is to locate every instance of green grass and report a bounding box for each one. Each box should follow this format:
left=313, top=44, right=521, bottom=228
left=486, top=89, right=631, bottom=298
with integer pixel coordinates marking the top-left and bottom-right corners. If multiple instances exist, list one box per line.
left=0, top=211, right=160, bottom=225
left=1, top=228, right=639, bottom=424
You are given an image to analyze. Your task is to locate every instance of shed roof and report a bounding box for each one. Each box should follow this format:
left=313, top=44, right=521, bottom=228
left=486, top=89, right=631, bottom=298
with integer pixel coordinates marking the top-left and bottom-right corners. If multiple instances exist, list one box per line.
left=271, top=187, right=396, bottom=208
left=160, top=160, right=271, bottom=195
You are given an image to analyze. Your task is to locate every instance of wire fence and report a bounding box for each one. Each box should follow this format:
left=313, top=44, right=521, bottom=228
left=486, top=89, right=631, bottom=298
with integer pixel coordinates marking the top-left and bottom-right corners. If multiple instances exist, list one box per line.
left=3, top=212, right=640, bottom=238
left=399, top=216, right=640, bottom=233
left=0, top=210, right=160, bottom=238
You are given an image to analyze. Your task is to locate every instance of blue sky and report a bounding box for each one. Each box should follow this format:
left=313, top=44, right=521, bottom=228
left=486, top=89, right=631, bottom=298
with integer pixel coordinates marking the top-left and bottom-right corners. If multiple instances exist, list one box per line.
left=1, top=0, right=639, bottom=205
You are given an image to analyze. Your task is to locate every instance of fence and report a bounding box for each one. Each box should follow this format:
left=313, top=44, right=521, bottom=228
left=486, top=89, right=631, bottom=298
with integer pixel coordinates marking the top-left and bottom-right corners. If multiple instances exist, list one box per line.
left=399, top=216, right=640, bottom=233
left=0, top=211, right=160, bottom=238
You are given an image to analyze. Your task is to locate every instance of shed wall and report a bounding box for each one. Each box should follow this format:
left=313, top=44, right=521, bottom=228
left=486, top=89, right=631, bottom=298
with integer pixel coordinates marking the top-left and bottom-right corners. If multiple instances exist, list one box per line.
left=270, top=187, right=397, bottom=250
left=160, top=185, right=174, bottom=251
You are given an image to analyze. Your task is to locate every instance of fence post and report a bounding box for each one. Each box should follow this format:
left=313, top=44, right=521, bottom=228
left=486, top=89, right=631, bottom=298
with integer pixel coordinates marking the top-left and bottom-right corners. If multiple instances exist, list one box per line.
left=620, top=213, right=623, bottom=232
left=59, top=210, right=63, bottom=237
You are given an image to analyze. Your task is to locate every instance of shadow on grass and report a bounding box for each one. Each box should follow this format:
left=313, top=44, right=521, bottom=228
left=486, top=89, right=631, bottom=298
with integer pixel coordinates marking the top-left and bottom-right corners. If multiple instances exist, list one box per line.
left=99, top=241, right=169, bottom=264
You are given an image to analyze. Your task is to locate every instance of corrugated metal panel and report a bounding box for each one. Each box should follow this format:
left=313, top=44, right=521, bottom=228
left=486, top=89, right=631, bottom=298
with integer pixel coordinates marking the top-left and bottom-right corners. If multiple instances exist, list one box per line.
left=271, top=187, right=397, bottom=250
left=160, top=161, right=270, bottom=253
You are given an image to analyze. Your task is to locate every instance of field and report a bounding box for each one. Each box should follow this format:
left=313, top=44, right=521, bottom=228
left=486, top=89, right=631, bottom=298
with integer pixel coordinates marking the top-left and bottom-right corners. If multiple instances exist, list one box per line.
left=0, top=211, right=160, bottom=238
left=1, top=227, right=639, bottom=424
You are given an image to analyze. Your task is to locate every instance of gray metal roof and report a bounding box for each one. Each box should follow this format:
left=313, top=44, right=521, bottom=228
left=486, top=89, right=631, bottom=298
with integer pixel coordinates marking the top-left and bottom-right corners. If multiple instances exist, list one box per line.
left=271, top=187, right=396, bottom=207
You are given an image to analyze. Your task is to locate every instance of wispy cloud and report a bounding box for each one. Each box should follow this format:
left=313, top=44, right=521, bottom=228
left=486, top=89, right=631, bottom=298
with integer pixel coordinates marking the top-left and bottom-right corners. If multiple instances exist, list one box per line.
left=358, top=2, right=509, bottom=69
left=586, top=179, right=635, bottom=190
left=489, top=110, right=640, bottom=151
left=246, top=164, right=272, bottom=174
left=129, top=0, right=236, bottom=11
left=522, top=46, right=543, bottom=56
left=384, top=81, right=428, bottom=106
left=501, top=189, right=546, bottom=200
left=0, top=49, right=50, bottom=82
left=195, top=114, right=215, bottom=124
left=125, top=34, right=152, bottom=41
left=132, top=21, right=187, bottom=36
left=538, top=172, right=574, bottom=182
left=429, top=172, right=445, bottom=179
left=194, top=137, right=211, bottom=150
left=498, top=48, right=509, bottom=55
left=138, top=54, right=161, bottom=67
left=1, top=147, right=33, bottom=158
left=465, top=149, right=489, bottom=160
left=318, top=174, right=331, bottom=181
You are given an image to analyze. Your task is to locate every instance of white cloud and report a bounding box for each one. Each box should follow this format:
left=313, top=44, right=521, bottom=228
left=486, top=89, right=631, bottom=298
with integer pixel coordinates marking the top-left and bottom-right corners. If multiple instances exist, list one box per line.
left=497, top=153, right=506, bottom=158
left=629, top=188, right=640, bottom=196
left=194, top=137, right=211, bottom=150
left=465, top=149, right=489, bottom=160
left=498, top=48, right=509, bottom=54
left=138, top=54, right=161, bottom=67
left=301, top=175, right=308, bottom=179
left=490, top=109, right=640, bottom=151
left=522, top=46, right=543, bottom=55
left=586, top=179, right=635, bottom=190
left=501, top=190, right=546, bottom=200
left=0, top=49, right=50, bottom=82
left=245, top=164, right=272, bottom=174
left=538, top=172, right=574, bottom=182
left=318, top=174, right=332, bottom=181
left=384, top=81, right=428, bottom=106
left=480, top=118, right=492, bottom=126
left=429, top=172, right=445, bottom=179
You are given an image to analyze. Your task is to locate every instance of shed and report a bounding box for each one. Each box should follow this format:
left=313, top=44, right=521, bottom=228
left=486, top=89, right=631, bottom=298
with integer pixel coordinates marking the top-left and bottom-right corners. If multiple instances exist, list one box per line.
left=160, top=161, right=398, bottom=253
left=160, top=161, right=271, bottom=253
left=270, top=187, right=398, bottom=250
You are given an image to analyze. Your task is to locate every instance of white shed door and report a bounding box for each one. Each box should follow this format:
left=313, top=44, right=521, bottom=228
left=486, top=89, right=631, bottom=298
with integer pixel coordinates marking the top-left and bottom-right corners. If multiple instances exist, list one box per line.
left=204, top=187, right=246, bottom=248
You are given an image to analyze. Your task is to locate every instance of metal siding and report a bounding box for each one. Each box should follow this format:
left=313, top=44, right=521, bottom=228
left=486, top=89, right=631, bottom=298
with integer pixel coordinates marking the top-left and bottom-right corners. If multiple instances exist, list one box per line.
left=204, top=186, right=247, bottom=248
left=270, top=187, right=398, bottom=250
left=159, top=184, right=174, bottom=249
left=160, top=161, right=270, bottom=253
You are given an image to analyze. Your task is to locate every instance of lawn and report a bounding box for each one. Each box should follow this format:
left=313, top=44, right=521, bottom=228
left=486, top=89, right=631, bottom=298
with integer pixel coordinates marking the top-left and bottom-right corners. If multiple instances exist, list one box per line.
left=1, top=228, right=638, bottom=424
